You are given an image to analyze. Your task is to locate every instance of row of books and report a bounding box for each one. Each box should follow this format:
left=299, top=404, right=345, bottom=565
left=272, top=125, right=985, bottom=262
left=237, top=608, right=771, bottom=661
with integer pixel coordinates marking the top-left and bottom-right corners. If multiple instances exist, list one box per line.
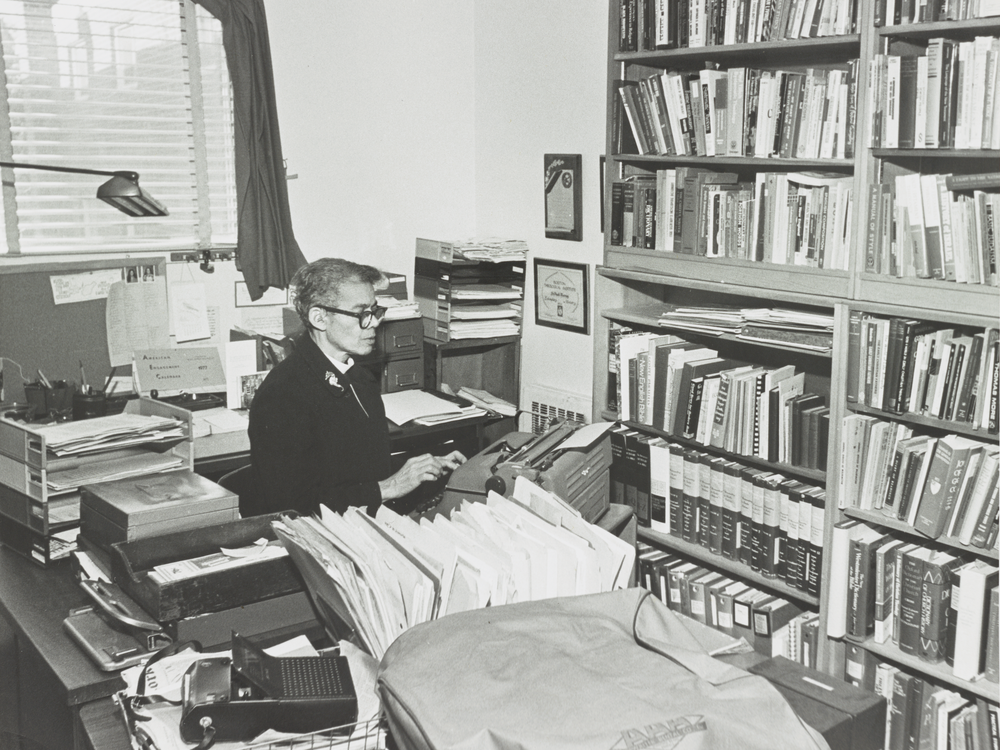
left=839, top=417, right=999, bottom=547
left=618, top=0, right=857, bottom=53
left=616, top=64, right=859, bottom=161
left=614, top=329, right=830, bottom=468
left=863, top=172, right=999, bottom=287
left=847, top=313, right=999, bottom=430
left=868, top=39, right=1000, bottom=151
left=828, top=519, right=999, bottom=681
left=610, top=168, right=853, bottom=271
left=876, top=0, right=1000, bottom=29
left=637, top=543, right=820, bottom=663
left=868, top=663, right=1000, bottom=750
left=614, top=428, right=827, bottom=594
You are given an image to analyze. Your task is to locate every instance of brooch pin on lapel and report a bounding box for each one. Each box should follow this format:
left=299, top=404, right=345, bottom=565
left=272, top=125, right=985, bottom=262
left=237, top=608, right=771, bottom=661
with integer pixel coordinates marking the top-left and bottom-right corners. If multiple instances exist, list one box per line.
left=325, top=370, right=345, bottom=394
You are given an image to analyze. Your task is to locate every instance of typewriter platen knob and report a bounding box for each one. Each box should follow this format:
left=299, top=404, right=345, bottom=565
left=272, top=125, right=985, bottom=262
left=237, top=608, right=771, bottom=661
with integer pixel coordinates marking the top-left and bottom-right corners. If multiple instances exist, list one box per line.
left=484, top=474, right=506, bottom=497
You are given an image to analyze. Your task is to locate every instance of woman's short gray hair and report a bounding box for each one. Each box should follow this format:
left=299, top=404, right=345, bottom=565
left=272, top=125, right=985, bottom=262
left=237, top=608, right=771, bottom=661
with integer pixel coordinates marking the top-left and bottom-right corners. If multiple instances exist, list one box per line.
left=290, top=258, right=385, bottom=327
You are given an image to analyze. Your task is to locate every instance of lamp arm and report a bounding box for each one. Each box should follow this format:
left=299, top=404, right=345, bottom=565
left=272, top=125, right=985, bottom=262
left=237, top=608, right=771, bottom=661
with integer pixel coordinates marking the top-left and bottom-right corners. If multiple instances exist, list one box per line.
left=0, top=161, right=137, bottom=180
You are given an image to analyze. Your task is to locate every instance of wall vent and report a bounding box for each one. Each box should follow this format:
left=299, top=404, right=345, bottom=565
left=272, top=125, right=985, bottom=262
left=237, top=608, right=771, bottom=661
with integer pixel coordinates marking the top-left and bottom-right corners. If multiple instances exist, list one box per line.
left=519, top=384, right=591, bottom=434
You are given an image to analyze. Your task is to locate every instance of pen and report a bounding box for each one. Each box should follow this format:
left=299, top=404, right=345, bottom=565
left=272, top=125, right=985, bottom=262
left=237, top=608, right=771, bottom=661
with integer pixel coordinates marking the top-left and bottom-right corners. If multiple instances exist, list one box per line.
left=79, top=360, right=89, bottom=394
left=36, top=369, right=52, bottom=389
left=103, top=366, right=117, bottom=395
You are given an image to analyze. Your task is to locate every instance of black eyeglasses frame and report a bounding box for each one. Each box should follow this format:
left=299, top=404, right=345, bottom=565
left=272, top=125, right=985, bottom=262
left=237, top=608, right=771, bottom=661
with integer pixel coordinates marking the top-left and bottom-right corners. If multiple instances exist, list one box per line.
left=314, top=303, right=388, bottom=329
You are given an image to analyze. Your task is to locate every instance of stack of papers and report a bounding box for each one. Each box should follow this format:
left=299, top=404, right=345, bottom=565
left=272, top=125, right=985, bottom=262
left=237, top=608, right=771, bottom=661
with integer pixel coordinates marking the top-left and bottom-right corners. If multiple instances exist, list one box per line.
left=376, top=295, right=421, bottom=320
left=452, top=238, right=528, bottom=263
left=35, top=413, right=186, bottom=457
left=381, top=390, right=486, bottom=426
left=457, top=386, right=517, bottom=417
left=450, top=284, right=523, bottom=301
left=273, top=476, right=635, bottom=659
left=658, top=305, right=745, bottom=335
left=47, top=452, right=185, bottom=492
left=447, top=319, right=521, bottom=339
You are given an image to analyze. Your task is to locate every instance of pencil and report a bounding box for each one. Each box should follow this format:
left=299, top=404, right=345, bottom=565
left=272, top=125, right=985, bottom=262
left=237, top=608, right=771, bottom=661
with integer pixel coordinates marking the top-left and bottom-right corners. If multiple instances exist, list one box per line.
left=79, top=360, right=89, bottom=394
left=37, top=369, right=52, bottom=389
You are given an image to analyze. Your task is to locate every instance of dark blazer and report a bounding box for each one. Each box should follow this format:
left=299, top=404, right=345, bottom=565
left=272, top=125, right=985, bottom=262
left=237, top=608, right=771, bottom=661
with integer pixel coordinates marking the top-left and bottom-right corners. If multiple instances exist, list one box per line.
left=246, top=333, right=390, bottom=517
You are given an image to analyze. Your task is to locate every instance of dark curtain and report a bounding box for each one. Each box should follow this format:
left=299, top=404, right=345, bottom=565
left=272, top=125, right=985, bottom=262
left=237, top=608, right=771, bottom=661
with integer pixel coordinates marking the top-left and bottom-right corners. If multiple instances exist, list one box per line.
left=194, top=0, right=306, bottom=300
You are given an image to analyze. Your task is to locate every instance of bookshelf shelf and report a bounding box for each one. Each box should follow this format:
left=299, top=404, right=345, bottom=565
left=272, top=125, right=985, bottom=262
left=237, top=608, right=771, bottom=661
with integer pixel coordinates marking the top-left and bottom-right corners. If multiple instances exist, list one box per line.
left=876, top=17, right=1000, bottom=38
left=847, top=402, right=995, bottom=440
left=853, top=275, right=998, bottom=316
left=612, top=153, right=856, bottom=169
left=615, top=34, right=862, bottom=63
left=639, top=527, right=821, bottom=607
left=871, top=148, right=1000, bottom=159
left=600, top=255, right=852, bottom=300
left=847, top=637, right=1000, bottom=702
left=842, top=507, right=1000, bottom=562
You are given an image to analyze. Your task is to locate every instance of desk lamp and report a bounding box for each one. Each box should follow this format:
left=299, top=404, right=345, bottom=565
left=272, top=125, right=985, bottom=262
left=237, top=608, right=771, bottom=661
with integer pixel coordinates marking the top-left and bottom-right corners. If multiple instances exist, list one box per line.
left=0, top=160, right=168, bottom=217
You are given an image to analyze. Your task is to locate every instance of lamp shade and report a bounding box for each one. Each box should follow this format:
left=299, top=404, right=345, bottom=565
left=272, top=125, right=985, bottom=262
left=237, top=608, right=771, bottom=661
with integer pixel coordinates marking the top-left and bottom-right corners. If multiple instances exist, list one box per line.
left=96, top=172, right=169, bottom=217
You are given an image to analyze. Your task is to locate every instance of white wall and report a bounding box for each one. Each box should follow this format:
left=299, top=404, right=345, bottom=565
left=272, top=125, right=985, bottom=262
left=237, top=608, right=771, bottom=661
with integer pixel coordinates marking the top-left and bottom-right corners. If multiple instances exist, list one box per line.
left=473, top=1, right=608, bottom=409
left=268, top=1, right=608, bottom=412
left=266, top=1, right=477, bottom=277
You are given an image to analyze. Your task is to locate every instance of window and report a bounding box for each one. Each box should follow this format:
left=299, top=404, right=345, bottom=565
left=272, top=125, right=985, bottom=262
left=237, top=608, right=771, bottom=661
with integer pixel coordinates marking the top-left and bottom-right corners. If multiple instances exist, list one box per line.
left=0, top=0, right=237, bottom=254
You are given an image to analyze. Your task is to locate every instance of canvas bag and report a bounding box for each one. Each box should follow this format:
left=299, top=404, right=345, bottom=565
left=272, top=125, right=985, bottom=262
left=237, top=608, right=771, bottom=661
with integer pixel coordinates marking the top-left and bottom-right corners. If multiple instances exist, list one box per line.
left=377, top=588, right=829, bottom=750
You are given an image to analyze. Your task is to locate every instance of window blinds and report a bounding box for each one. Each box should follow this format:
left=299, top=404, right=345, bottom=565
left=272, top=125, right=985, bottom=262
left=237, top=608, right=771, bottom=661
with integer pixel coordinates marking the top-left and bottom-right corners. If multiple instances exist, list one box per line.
left=0, top=0, right=236, bottom=253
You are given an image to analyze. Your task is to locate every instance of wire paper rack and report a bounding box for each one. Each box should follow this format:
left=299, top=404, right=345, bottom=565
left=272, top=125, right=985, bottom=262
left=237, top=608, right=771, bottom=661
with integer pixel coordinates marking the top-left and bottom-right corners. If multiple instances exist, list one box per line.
left=241, top=715, right=387, bottom=750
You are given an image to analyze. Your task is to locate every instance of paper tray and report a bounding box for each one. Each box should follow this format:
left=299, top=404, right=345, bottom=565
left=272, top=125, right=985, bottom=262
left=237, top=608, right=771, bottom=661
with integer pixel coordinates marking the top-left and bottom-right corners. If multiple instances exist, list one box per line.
left=108, top=512, right=303, bottom=623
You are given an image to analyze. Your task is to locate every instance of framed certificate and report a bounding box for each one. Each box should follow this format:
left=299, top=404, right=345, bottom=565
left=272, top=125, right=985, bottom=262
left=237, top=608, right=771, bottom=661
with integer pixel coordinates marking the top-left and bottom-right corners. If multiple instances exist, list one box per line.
left=533, top=258, right=589, bottom=334
left=543, top=153, right=582, bottom=241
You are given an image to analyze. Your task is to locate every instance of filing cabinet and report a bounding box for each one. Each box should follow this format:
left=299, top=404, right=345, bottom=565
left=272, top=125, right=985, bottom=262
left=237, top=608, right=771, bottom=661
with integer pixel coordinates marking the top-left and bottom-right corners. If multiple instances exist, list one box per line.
left=359, top=317, right=425, bottom=393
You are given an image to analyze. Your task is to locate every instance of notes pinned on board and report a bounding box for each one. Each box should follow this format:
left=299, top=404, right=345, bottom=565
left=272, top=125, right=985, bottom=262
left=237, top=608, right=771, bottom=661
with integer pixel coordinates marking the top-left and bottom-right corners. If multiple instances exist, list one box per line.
left=105, top=280, right=171, bottom=367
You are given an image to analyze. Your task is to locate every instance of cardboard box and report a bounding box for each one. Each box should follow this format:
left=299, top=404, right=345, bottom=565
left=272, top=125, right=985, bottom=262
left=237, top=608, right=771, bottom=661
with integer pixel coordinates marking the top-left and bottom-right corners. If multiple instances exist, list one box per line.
left=749, top=656, right=886, bottom=750
left=80, top=470, right=238, bottom=554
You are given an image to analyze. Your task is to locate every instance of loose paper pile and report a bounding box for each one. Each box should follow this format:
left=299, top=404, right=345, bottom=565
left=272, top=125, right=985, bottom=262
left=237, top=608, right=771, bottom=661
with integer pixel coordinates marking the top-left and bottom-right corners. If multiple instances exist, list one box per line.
left=274, top=477, right=635, bottom=660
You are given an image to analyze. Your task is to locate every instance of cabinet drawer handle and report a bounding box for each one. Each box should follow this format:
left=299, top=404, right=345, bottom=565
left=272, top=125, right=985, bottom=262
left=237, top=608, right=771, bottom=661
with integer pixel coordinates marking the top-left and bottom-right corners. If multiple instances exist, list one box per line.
left=392, top=334, right=416, bottom=348
left=395, top=373, right=418, bottom=386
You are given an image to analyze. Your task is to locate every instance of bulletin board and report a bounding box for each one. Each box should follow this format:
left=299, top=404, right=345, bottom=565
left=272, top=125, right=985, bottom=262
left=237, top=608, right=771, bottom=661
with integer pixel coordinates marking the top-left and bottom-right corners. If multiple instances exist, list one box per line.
left=0, top=257, right=167, bottom=396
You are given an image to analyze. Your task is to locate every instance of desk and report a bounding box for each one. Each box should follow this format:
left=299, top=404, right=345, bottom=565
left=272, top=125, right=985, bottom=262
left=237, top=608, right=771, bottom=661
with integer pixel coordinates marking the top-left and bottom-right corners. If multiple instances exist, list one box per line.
left=0, top=546, right=124, bottom=750
left=192, top=407, right=498, bottom=483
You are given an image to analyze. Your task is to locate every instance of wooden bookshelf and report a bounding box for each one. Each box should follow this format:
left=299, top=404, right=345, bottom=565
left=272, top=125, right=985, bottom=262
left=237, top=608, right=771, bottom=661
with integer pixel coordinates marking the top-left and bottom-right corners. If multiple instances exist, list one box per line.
left=596, top=0, right=1000, bottom=714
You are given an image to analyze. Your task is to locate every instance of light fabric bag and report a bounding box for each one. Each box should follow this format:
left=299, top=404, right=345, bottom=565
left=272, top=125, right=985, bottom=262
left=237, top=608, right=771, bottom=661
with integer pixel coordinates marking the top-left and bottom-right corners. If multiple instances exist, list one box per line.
left=377, top=588, right=829, bottom=750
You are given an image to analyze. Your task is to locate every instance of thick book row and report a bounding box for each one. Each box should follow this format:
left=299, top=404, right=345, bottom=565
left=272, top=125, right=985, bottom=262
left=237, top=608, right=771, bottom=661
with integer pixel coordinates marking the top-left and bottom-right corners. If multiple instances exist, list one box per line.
left=876, top=0, right=1000, bottom=28
left=828, top=520, right=999, bottom=683
left=618, top=0, right=857, bottom=53
left=868, top=39, right=1000, bottom=151
left=856, top=656, right=999, bottom=750
left=847, top=313, right=999, bottom=429
left=614, top=428, right=827, bottom=594
left=610, top=168, right=853, bottom=270
left=614, top=329, right=830, bottom=468
left=637, top=543, right=821, bottom=663
left=616, top=64, right=859, bottom=160
left=863, top=172, right=1000, bottom=287
left=840, top=416, right=999, bottom=548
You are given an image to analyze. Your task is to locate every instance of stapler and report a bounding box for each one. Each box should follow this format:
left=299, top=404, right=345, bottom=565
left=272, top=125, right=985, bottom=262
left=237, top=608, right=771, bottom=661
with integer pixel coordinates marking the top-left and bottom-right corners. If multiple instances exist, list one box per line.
left=63, top=579, right=172, bottom=671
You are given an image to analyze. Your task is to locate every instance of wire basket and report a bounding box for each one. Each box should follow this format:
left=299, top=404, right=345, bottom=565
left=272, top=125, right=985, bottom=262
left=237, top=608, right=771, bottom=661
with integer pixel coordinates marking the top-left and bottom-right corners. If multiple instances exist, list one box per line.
left=241, top=714, right=388, bottom=750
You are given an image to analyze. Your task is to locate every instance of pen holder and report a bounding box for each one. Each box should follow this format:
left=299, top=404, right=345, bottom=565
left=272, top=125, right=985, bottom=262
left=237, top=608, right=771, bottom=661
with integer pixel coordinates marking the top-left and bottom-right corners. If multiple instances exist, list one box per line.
left=22, top=383, right=48, bottom=418
left=24, top=382, right=77, bottom=419
left=73, top=390, right=107, bottom=420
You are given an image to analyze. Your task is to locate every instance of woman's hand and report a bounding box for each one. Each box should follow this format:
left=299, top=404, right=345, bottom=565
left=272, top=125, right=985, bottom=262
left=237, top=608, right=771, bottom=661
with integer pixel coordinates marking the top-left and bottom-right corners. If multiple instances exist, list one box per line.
left=378, top=451, right=467, bottom=500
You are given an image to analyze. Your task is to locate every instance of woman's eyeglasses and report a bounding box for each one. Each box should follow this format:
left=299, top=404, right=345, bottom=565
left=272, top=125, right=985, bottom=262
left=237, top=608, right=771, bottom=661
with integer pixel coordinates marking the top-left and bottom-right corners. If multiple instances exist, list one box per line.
left=315, top=304, right=387, bottom=329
